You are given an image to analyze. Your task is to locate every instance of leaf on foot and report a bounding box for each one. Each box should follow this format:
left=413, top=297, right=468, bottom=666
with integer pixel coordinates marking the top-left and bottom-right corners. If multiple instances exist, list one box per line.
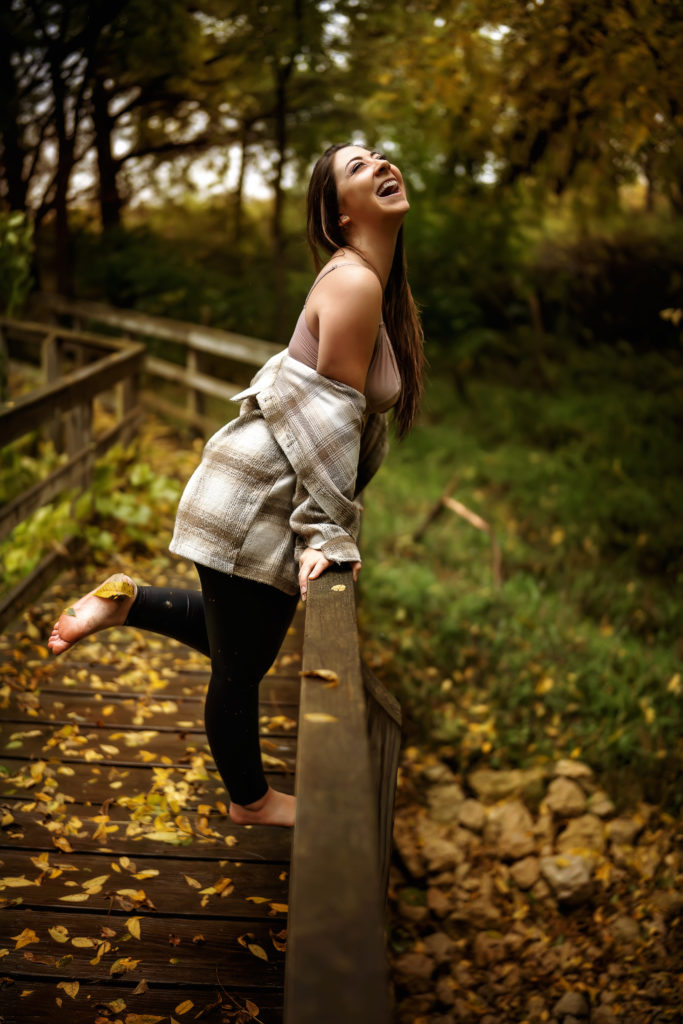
left=93, top=576, right=135, bottom=601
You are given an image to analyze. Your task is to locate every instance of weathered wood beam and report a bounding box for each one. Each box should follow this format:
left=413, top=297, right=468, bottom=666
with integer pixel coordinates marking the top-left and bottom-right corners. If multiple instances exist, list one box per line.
left=38, top=294, right=281, bottom=367
left=145, top=355, right=241, bottom=403
left=285, top=567, right=392, bottom=1024
left=0, top=344, right=144, bottom=447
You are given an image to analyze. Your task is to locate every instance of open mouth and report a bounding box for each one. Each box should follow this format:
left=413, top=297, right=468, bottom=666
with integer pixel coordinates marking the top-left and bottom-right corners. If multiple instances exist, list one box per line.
left=376, top=178, right=401, bottom=198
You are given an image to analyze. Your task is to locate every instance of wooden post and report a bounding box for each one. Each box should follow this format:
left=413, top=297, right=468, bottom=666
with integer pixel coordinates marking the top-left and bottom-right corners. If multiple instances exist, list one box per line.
left=41, top=331, right=62, bottom=448
left=186, top=346, right=206, bottom=420
left=362, top=661, right=402, bottom=903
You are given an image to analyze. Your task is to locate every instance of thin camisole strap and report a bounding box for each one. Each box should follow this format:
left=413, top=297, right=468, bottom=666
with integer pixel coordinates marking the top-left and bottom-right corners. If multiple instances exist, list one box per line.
left=304, top=260, right=383, bottom=306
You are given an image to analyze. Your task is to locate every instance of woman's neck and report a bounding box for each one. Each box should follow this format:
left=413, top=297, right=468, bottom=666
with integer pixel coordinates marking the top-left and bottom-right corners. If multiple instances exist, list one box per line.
left=337, top=222, right=401, bottom=289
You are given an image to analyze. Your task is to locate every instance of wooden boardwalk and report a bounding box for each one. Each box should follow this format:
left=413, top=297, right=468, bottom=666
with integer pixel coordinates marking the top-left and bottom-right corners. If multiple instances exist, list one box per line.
left=0, top=562, right=301, bottom=1023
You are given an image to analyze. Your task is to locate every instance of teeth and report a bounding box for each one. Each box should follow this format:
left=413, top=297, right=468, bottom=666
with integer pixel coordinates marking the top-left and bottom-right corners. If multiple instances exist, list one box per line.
left=378, top=179, right=399, bottom=197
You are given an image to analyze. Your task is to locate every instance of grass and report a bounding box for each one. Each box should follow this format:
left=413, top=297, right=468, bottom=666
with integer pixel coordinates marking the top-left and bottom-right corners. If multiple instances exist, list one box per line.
left=358, top=341, right=683, bottom=809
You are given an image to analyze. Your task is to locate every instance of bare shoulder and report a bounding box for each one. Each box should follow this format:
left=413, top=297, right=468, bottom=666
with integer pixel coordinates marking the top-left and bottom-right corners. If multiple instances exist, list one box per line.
left=312, top=264, right=382, bottom=316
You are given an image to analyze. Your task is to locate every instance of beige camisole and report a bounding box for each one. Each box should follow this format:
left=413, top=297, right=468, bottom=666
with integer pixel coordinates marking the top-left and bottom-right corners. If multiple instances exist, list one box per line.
left=288, top=262, right=401, bottom=414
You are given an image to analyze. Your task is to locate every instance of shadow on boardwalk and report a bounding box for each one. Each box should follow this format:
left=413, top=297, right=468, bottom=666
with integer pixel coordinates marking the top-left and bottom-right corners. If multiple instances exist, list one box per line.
left=0, top=560, right=300, bottom=1023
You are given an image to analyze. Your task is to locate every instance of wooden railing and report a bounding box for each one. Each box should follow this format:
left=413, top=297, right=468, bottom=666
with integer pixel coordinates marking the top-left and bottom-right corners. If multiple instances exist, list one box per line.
left=39, top=294, right=281, bottom=434
left=286, top=567, right=400, bottom=1024
left=0, top=317, right=145, bottom=630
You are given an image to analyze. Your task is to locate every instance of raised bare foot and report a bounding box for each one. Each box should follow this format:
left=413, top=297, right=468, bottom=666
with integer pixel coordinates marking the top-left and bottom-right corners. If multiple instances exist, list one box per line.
left=48, top=573, right=137, bottom=656
left=229, top=787, right=296, bottom=828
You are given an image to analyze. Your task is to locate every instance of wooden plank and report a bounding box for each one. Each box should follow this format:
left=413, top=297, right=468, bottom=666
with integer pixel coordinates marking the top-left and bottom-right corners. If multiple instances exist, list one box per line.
left=284, top=568, right=391, bottom=1024
left=145, top=355, right=242, bottom=403
left=0, top=317, right=134, bottom=354
left=0, top=808, right=293, bottom=863
left=0, top=980, right=283, bottom=1024
left=0, top=761, right=295, bottom=805
left=0, top=722, right=297, bottom=772
left=0, top=910, right=286, bottom=987
left=0, top=343, right=144, bottom=447
left=38, top=295, right=281, bottom=367
left=142, top=390, right=221, bottom=434
left=0, top=689, right=298, bottom=734
left=0, top=849, right=289, bottom=919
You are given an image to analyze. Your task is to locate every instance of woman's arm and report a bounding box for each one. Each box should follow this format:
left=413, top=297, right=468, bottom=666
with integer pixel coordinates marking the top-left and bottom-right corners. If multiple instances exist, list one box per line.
left=312, top=265, right=383, bottom=392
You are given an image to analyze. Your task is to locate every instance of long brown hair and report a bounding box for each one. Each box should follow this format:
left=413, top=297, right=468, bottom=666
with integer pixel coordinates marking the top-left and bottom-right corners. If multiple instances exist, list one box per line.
left=306, top=143, right=425, bottom=438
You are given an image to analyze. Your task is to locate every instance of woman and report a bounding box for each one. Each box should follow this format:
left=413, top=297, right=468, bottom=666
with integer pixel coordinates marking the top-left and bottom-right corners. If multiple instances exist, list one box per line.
left=48, top=143, right=424, bottom=828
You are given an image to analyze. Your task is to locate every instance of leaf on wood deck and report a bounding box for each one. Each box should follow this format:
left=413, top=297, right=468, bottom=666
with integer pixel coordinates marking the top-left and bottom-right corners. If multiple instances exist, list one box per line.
left=174, top=1000, right=194, bottom=1015
left=71, top=937, right=96, bottom=948
left=48, top=925, right=69, bottom=943
left=132, top=869, right=159, bottom=880
left=245, top=998, right=260, bottom=1017
left=131, top=979, right=149, bottom=995
left=126, top=917, right=142, bottom=939
left=0, top=948, right=9, bottom=958
left=245, top=896, right=269, bottom=904
left=90, top=941, right=111, bottom=965
left=270, top=928, right=287, bottom=952
left=268, top=902, right=288, bottom=915
left=107, top=997, right=127, bottom=1013
left=57, top=980, right=79, bottom=999
left=247, top=943, right=268, bottom=961
left=53, top=836, right=74, bottom=853
left=124, top=1014, right=164, bottom=1024
left=184, top=875, right=201, bottom=888
left=331, top=584, right=346, bottom=592
left=110, top=955, right=140, bottom=975
left=303, top=712, right=338, bottom=723
left=83, top=873, right=110, bottom=892
left=11, top=928, right=38, bottom=948
left=59, top=892, right=90, bottom=902
left=299, top=668, right=339, bottom=682
left=0, top=875, right=36, bottom=888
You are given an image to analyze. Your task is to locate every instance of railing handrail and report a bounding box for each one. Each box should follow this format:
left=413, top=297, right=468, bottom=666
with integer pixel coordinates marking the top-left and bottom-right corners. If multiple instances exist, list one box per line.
left=38, top=293, right=281, bottom=367
left=286, top=566, right=392, bottom=1024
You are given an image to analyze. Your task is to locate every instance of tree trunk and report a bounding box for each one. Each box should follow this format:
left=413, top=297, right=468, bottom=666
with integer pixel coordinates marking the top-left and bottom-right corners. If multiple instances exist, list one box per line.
left=0, top=28, right=28, bottom=211
left=92, top=76, right=122, bottom=230
left=232, top=125, right=247, bottom=244
left=271, top=63, right=291, bottom=344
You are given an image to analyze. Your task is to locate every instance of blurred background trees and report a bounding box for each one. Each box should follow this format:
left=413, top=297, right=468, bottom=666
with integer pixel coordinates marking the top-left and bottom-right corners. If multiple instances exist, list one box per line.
left=1, top=0, right=681, bottom=345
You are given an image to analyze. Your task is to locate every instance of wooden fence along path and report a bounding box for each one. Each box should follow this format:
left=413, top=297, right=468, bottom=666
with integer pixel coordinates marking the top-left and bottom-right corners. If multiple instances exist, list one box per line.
left=0, top=300, right=402, bottom=1023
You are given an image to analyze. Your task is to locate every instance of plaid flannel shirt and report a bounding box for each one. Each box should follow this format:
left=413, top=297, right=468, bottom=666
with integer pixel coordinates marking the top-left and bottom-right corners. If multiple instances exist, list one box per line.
left=169, top=349, right=389, bottom=595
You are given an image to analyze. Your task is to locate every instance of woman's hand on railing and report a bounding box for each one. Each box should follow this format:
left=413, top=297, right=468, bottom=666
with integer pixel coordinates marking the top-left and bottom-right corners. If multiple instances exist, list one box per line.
left=298, top=547, right=361, bottom=601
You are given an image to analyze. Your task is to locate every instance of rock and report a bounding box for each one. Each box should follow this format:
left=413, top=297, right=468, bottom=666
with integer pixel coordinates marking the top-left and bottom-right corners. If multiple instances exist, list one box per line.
left=610, top=914, right=640, bottom=943
left=424, top=762, right=458, bottom=784
left=468, top=766, right=546, bottom=804
left=540, top=853, right=594, bottom=903
left=452, top=961, right=474, bottom=987
left=530, top=877, right=552, bottom=900
left=422, top=836, right=462, bottom=872
left=428, top=782, right=466, bottom=823
left=394, top=816, right=425, bottom=878
left=484, top=799, right=536, bottom=860
left=423, top=930, right=456, bottom=963
left=553, top=758, right=594, bottom=783
left=472, top=930, right=507, bottom=967
left=452, top=894, right=501, bottom=928
left=556, top=813, right=606, bottom=854
left=510, top=855, right=541, bottom=890
left=458, top=798, right=487, bottom=833
left=435, top=974, right=456, bottom=1006
left=587, top=790, right=615, bottom=817
left=650, top=889, right=683, bottom=917
left=545, top=777, right=587, bottom=817
left=606, top=815, right=642, bottom=845
left=392, top=951, right=435, bottom=987
left=553, top=990, right=590, bottom=1018
left=398, top=902, right=429, bottom=923
left=632, top=844, right=661, bottom=879
left=526, top=994, right=547, bottom=1021
left=591, top=1009, right=617, bottom=1024
left=427, top=886, right=453, bottom=918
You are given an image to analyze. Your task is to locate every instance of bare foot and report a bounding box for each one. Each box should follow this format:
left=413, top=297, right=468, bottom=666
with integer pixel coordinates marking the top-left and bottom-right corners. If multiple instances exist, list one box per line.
left=229, top=787, right=296, bottom=828
left=48, top=573, right=138, bottom=656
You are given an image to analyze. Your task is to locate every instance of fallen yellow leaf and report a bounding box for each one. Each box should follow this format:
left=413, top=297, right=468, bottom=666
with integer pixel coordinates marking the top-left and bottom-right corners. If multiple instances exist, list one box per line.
left=71, top=937, right=96, bottom=948
left=303, top=712, right=338, bottom=723
left=247, top=943, right=268, bottom=961
left=174, top=1000, right=194, bottom=1015
left=126, top=918, right=142, bottom=939
left=11, top=928, right=38, bottom=949
left=57, top=980, right=79, bottom=999
left=299, top=668, right=339, bottom=682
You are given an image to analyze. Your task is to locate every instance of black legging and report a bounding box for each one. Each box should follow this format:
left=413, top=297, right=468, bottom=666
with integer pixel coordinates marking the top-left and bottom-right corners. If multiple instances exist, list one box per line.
left=125, top=564, right=298, bottom=805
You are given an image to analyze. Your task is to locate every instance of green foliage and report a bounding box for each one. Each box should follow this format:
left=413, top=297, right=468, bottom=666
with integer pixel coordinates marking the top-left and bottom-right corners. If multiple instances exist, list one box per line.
left=359, top=342, right=683, bottom=808
left=0, top=440, right=182, bottom=597
left=0, top=211, right=33, bottom=315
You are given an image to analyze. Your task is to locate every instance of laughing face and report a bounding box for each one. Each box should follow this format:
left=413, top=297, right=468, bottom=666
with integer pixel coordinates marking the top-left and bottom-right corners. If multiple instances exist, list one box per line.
left=332, top=145, right=409, bottom=228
